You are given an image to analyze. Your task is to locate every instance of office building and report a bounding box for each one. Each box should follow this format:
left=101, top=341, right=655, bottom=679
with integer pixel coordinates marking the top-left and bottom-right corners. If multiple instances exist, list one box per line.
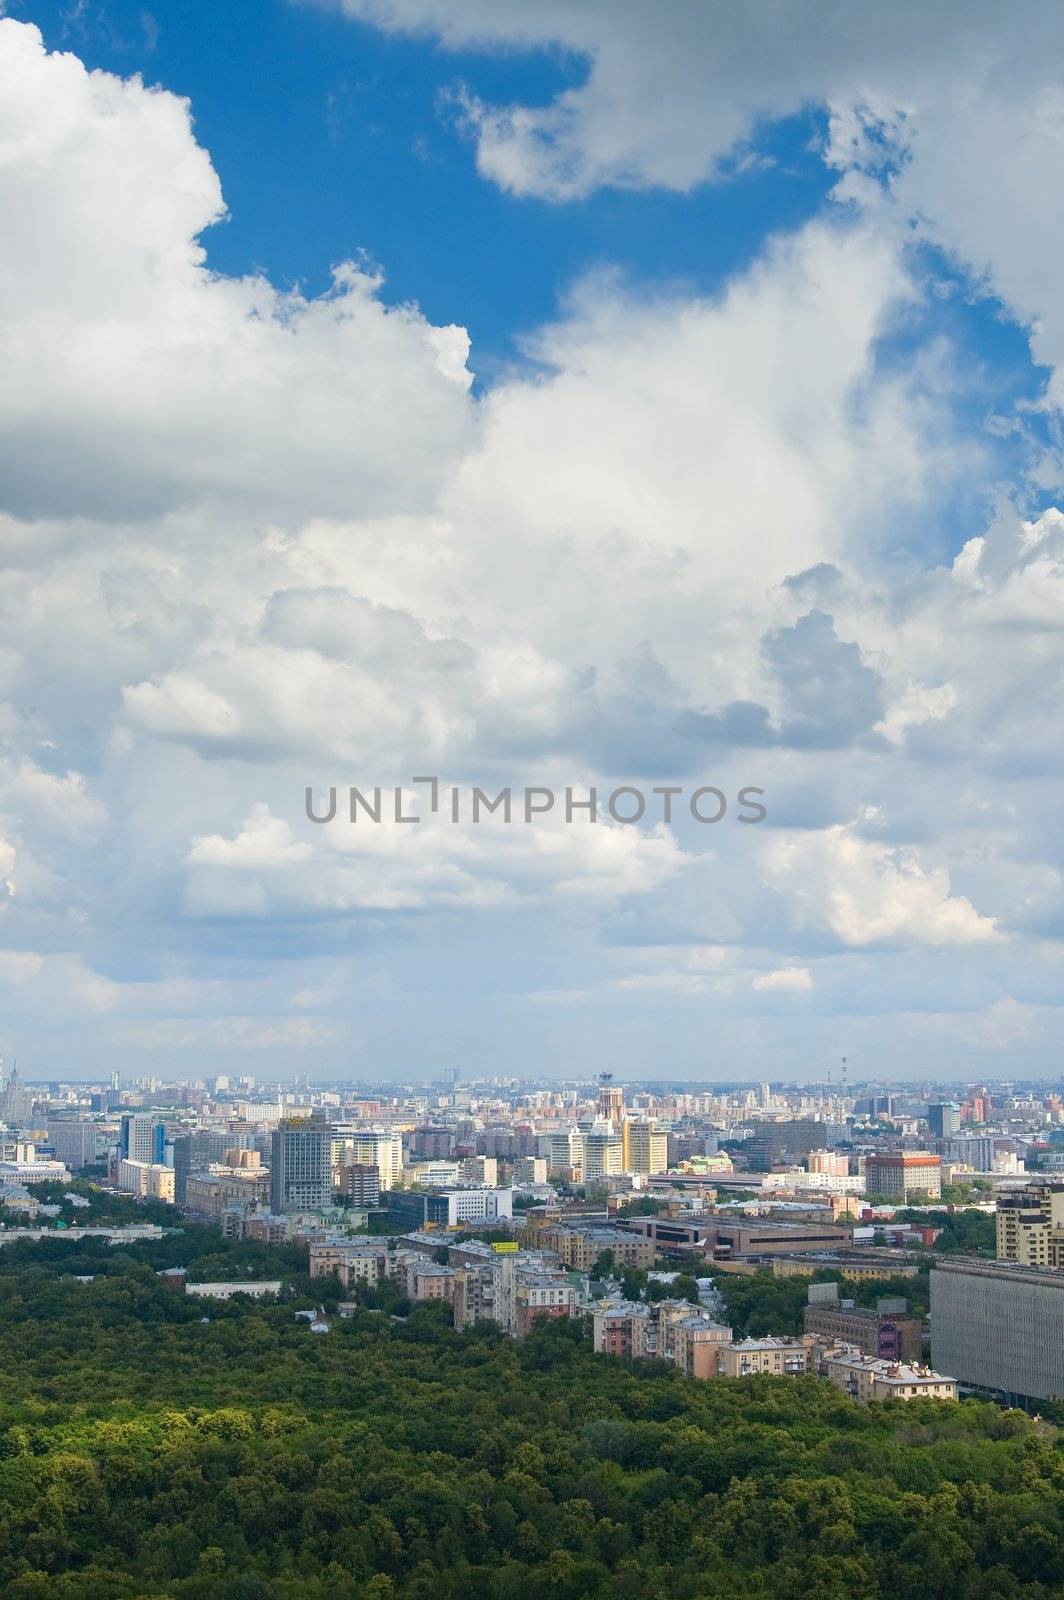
left=46, top=1119, right=105, bottom=1171
left=385, top=1186, right=514, bottom=1231
left=931, top=1258, right=1064, bottom=1403
left=863, top=1151, right=941, bottom=1200
left=927, top=1102, right=961, bottom=1139
left=270, top=1122, right=333, bottom=1213
left=119, top=1113, right=167, bottom=1166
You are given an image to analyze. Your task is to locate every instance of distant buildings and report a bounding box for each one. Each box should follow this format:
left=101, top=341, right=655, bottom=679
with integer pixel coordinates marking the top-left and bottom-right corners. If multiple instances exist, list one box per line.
left=931, top=1258, right=1064, bottom=1403
left=384, top=1186, right=514, bottom=1231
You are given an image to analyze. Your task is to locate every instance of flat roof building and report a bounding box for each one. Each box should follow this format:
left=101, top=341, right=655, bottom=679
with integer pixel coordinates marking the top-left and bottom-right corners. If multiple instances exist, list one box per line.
left=931, top=1258, right=1064, bottom=1403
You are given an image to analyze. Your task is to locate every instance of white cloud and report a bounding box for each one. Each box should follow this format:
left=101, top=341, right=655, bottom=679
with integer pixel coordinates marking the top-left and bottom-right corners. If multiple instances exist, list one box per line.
left=0, top=18, right=1062, bottom=1074
left=0, top=20, right=474, bottom=524
left=765, top=824, right=998, bottom=948
left=753, top=965, right=813, bottom=993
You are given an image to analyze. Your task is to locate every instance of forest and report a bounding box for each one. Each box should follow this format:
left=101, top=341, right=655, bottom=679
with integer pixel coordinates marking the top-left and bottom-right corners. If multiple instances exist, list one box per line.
left=0, top=1207, right=1060, bottom=1600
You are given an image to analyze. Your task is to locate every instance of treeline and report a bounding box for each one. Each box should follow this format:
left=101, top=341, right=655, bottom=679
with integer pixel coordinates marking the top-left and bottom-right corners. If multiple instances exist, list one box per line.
left=0, top=1229, right=1059, bottom=1600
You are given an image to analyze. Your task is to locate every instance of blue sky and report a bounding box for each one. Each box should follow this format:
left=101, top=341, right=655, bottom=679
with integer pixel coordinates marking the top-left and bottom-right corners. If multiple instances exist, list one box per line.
left=20, top=0, right=840, bottom=368
left=2, top=1, right=1064, bottom=1081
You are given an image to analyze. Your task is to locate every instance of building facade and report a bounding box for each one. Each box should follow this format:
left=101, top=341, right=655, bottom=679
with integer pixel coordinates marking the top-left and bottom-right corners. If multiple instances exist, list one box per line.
left=931, top=1258, right=1064, bottom=1402
left=270, top=1122, right=333, bottom=1213
left=863, top=1151, right=942, bottom=1200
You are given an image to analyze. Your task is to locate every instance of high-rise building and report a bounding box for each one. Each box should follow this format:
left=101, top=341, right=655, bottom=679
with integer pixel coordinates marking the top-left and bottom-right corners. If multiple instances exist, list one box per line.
left=334, top=1128, right=403, bottom=1190
left=582, top=1129, right=623, bottom=1180
left=622, top=1118, right=668, bottom=1175
left=270, top=1121, right=333, bottom=1212
left=0, top=1064, right=33, bottom=1126
left=541, top=1128, right=585, bottom=1178
left=597, top=1074, right=625, bottom=1126
left=931, top=1258, right=1064, bottom=1403
left=927, top=1101, right=961, bottom=1139
left=995, top=1182, right=1064, bottom=1267
left=336, top=1163, right=382, bottom=1207
left=46, top=1118, right=104, bottom=1171
left=119, top=1113, right=166, bottom=1165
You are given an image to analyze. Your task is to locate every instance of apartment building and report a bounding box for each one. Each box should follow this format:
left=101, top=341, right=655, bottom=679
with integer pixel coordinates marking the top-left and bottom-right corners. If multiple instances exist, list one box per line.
left=822, top=1352, right=956, bottom=1403
left=995, top=1182, right=1064, bottom=1267
left=541, top=1224, right=655, bottom=1272
left=672, top=1316, right=733, bottom=1378
left=309, top=1242, right=391, bottom=1288
left=335, top=1163, right=382, bottom=1207
left=719, top=1338, right=815, bottom=1378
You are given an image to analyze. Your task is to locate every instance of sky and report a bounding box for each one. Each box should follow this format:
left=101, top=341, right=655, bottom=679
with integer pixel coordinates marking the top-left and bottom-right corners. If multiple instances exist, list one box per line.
left=2, top=1, right=1064, bottom=1082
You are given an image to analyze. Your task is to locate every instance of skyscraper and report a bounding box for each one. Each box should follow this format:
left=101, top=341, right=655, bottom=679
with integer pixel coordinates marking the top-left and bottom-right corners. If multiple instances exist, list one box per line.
left=270, top=1121, right=333, bottom=1212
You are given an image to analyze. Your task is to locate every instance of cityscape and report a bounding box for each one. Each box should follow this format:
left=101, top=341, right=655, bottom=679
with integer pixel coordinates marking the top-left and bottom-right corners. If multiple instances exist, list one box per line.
left=4, top=0, right=1064, bottom=1595
left=6, top=1060, right=1064, bottom=1408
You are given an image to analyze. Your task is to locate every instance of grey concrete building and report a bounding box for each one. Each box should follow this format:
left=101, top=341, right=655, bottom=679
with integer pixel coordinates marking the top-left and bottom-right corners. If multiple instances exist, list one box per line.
left=930, top=1258, right=1064, bottom=1403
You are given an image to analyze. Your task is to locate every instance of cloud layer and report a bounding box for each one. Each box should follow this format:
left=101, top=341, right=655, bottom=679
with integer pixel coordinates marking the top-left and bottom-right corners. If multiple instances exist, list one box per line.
left=1, top=15, right=1063, bottom=1077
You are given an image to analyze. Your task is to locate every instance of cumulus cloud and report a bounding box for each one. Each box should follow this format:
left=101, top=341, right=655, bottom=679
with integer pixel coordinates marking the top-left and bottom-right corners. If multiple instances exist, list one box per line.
left=0, top=20, right=473, bottom=523
left=0, top=18, right=1061, bottom=1074
left=765, top=824, right=999, bottom=949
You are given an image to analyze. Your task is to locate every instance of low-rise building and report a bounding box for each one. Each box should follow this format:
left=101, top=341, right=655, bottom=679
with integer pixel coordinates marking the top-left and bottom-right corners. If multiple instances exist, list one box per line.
left=118, top=1158, right=174, bottom=1202
left=822, top=1352, right=956, bottom=1403
left=803, top=1282, right=924, bottom=1362
left=185, top=1280, right=283, bottom=1300
left=718, top=1337, right=815, bottom=1378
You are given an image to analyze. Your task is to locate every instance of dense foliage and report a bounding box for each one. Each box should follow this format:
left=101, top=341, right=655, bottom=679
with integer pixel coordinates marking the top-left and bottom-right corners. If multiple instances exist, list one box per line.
left=0, top=1223, right=1060, bottom=1600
